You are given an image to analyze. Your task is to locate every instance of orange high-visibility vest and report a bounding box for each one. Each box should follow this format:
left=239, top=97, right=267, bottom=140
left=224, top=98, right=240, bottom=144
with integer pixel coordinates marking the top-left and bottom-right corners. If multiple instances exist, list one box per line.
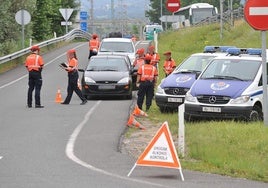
left=25, top=54, right=44, bottom=71
left=138, top=64, right=158, bottom=81
left=89, top=39, right=100, bottom=51
left=149, top=53, right=160, bottom=66
left=67, top=58, right=78, bottom=72
left=133, top=58, right=145, bottom=68
left=163, top=58, right=176, bottom=75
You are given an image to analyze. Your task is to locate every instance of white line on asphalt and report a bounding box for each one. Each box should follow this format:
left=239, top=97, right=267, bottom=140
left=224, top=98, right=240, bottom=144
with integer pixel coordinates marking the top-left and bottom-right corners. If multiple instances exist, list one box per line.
left=65, top=101, right=170, bottom=188
left=250, top=7, right=268, bottom=16
left=0, top=43, right=85, bottom=90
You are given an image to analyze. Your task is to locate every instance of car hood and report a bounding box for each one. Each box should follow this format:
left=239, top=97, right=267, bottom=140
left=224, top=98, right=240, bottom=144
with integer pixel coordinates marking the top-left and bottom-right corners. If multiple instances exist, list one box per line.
left=190, top=79, right=253, bottom=98
left=84, top=71, right=129, bottom=82
left=160, top=73, right=196, bottom=88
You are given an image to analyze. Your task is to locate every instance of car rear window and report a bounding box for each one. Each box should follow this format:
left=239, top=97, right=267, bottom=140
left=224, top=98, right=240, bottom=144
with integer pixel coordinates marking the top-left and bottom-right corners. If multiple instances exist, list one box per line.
left=99, top=42, right=134, bottom=53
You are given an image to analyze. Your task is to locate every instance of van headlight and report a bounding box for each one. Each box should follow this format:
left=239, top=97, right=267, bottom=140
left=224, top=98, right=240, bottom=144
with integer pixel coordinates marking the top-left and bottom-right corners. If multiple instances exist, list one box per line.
left=185, top=92, right=197, bottom=102
left=84, top=77, right=96, bottom=83
left=156, top=85, right=164, bottom=94
left=230, top=96, right=250, bottom=104
left=118, top=77, right=129, bottom=84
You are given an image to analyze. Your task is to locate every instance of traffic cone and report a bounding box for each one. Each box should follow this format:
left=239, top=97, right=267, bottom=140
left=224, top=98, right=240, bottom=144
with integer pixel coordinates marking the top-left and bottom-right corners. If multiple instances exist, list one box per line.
left=55, top=88, right=63, bottom=103
left=127, top=114, right=146, bottom=130
left=132, top=105, right=148, bottom=117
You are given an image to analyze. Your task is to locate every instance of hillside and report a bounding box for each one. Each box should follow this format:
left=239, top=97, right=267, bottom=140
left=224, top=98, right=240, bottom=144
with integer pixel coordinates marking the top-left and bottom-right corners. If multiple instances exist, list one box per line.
left=141, top=19, right=268, bottom=182
left=157, top=19, right=267, bottom=73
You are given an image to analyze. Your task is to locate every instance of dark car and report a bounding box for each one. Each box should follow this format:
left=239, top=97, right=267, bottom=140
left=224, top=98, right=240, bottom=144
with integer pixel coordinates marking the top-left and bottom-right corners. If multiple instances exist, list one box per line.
left=81, top=55, right=133, bottom=99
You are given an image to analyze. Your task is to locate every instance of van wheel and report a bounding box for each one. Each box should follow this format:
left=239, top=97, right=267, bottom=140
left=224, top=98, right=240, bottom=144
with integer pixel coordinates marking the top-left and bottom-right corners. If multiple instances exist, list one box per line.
left=249, top=105, right=263, bottom=121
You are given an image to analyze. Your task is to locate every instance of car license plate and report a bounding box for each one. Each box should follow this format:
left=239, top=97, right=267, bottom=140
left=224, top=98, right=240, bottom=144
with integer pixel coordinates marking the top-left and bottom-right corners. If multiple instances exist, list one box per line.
left=99, top=85, right=115, bottom=90
left=168, top=97, right=183, bottom=103
left=202, top=106, right=221, bottom=112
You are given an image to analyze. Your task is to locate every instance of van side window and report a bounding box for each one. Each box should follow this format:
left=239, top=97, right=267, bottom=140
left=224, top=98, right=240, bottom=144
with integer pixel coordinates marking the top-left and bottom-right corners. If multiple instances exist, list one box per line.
left=258, top=76, right=263, bottom=86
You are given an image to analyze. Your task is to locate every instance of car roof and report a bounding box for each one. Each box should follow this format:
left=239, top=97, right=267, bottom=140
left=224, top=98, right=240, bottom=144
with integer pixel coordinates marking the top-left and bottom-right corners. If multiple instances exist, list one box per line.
left=189, top=52, right=227, bottom=57
left=100, top=37, right=133, bottom=42
left=91, top=54, right=129, bottom=59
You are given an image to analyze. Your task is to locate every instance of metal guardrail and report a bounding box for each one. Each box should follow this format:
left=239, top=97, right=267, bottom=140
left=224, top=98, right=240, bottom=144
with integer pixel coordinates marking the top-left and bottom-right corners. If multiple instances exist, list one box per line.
left=0, top=29, right=91, bottom=65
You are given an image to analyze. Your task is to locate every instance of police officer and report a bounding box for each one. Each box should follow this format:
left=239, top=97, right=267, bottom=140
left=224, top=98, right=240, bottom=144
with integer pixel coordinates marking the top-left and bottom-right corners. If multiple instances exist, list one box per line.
left=163, top=51, right=176, bottom=77
left=25, top=45, right=44, bottom=108
left=136, top=54, right=158, bottom=111
left=61, top=49, right=87, bottom=105
left=88, top=34, right=100, bottom=59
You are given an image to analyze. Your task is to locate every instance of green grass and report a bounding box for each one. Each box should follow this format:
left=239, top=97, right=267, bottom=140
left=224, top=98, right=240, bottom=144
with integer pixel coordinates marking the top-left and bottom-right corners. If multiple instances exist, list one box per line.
left=144, top=20, right=268, bottom=182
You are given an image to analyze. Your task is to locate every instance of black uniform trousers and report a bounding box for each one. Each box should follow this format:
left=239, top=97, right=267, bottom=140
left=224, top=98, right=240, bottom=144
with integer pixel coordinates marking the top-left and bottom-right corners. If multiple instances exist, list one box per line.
left=63, top=71, right=86, bottom=104
left=27, top=71, right=42, bottom=106
left=88, top=50, right=97, bottom=59
left=137, top=81, right=154, bottom=110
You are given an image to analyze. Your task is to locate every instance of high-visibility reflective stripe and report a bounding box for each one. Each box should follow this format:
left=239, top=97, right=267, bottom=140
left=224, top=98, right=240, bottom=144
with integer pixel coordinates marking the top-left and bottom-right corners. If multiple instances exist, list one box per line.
left=141, top=65, right=155, bottom=81
left=27, top=55, right=41, bottom=70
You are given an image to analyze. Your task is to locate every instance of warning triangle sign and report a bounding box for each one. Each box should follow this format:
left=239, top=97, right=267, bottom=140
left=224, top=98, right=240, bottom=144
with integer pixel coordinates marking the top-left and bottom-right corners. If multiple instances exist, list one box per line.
left=128, top=121, right=184, bottom=181
left=136, top=121, right=181, bottom=168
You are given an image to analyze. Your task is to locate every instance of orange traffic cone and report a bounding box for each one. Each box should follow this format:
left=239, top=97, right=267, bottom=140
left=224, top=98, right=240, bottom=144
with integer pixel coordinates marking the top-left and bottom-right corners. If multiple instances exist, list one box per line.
left=127, top=114, right=146, bottom=130
left=55, top=88, right=63, bottom=103
left=132, top=105, right=148, bottom=117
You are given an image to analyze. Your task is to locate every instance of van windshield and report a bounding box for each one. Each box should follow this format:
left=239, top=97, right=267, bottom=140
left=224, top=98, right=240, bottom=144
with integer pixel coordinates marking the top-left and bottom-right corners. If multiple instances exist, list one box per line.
left=175, top=55, right=215, bottom=73
left=201, top=59, right=261, bottom=81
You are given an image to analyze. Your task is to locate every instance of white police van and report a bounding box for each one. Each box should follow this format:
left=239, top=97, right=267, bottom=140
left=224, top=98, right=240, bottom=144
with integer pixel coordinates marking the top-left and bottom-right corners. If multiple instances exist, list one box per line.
left=184, top=48, right=267, bottom=121
left=155, top=46, right=233, bottom=112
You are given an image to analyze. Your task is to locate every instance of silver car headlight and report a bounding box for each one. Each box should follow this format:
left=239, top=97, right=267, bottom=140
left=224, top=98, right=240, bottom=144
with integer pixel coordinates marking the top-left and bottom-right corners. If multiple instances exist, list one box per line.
left=118, top=77, right=130, bottom=84
left=230, top=95, right=250, bottom=104
left=156, top=85, right=164, bottom=94
left=185, top=92, right=197, bottom=102
left=84, top=77, right=96, bottom=83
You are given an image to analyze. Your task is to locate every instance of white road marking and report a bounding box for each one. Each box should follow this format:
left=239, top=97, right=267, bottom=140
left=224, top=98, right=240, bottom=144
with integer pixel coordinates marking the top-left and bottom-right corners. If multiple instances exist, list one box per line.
left=65, top=101, right=170, bottom=188
left=0, top=43, right=85, bottom=90
left=250, top=7, right=268, bottom=16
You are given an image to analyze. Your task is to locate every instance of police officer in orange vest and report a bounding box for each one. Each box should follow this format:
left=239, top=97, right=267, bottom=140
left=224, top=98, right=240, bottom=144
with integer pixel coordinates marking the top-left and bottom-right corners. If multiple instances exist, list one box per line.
left=147, top=45, right=160, bottom=69
left=61, top=49, right=87, bottom=105
left=25, top=45, right=44, bottom=108
left=163, top=51, right=176, bottom=77
left=136, top=54, right=158, bottom=111
left=88, top=34, right=100, bottom=59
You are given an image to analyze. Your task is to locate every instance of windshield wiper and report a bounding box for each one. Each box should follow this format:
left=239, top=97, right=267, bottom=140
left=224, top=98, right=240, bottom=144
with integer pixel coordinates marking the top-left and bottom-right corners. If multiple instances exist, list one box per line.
left=203, top=75, right=244, bottom=81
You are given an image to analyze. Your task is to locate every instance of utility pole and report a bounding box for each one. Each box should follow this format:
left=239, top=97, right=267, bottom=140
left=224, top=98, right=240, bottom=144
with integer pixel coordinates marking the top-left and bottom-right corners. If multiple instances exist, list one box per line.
left=220, top=0, right=224, bottom=40
left=111, top=0, right=115, bottom=30
left=90, top=0, right=94, bottom=33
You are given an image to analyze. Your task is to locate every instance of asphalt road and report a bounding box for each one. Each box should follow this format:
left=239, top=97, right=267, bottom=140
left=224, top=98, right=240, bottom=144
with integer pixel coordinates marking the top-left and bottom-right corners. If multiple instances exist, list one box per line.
left=0, top=42, right=267, bottom=188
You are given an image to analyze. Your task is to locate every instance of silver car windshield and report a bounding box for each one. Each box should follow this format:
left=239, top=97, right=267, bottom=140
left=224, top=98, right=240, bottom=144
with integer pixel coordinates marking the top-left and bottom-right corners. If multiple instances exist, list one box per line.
left=201, top=59, right=261, bottom=81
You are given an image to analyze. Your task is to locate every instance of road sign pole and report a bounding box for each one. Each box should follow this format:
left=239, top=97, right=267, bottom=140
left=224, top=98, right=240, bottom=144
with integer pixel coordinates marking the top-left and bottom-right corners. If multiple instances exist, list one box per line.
left=21, top=10, right=25, bottom=49
left=65, top=9, right=68, bottom=34
left=261, top=31, right=268, bottom=126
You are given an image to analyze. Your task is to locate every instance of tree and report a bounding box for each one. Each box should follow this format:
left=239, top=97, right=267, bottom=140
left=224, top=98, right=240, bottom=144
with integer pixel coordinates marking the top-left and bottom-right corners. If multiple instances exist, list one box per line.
left=145, top=0, right=172, bottom=24
left=32, top=0, right=79, bottom=41
left=32, top=0, right=54, bottom=41
left=0, top=0, right=35, bottom=55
